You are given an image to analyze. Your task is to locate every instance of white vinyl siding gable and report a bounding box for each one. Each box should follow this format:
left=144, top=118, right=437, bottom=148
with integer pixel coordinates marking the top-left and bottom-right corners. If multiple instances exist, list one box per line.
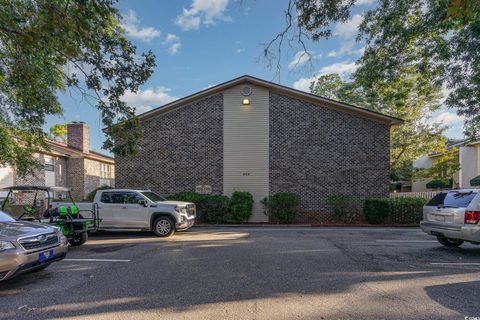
left=223, top=84, right=269, bottom=222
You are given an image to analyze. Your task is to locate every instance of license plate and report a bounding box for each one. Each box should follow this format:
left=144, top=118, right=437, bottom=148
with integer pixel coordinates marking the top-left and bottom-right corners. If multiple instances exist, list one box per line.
left=39, top=250, right=54, bottom=263
left=435, top=215, right=445, bottom=222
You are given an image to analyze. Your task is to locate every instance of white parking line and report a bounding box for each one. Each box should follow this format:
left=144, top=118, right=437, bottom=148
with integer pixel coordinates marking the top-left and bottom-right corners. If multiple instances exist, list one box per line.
left=376, top=240, right=437, bottom=243
left=63, top=258, right=131, bottom=262
left=430, top=262, right=480, bottom=266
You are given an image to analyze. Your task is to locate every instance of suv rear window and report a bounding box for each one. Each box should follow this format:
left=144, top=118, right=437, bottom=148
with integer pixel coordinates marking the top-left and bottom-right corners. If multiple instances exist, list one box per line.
left=426, top=191, right=477, bottom=208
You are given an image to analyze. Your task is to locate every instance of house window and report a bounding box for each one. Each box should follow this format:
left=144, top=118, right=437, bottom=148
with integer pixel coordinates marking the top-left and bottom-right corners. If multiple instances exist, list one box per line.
left=44, top=156, right=54, bottom=171
left=100, top=163, right=111, bottom=179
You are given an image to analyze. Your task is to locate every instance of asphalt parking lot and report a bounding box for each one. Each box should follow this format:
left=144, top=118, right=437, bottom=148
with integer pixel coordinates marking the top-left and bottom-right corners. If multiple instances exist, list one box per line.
left=1, top=227, right=479, bottom=320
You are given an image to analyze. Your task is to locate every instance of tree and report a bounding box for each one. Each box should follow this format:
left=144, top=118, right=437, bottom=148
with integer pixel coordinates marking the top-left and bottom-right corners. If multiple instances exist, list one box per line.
left=49, top=124, right=67, bottom=142
left=414, top=147, right=461, bottom=182
left=0, top=0, right=155, bottom=176
left=265, top=0, right=480, bottom=137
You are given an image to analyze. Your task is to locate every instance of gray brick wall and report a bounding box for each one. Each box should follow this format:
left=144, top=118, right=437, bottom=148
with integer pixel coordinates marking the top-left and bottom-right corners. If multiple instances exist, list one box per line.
left=115, top=94, right=224, bottom=195
left=269, top=92, right=390, bottom=221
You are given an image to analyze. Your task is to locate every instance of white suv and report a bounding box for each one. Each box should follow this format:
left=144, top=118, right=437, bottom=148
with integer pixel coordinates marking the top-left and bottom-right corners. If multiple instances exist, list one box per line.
left=420, top=189, right=480, bottom=247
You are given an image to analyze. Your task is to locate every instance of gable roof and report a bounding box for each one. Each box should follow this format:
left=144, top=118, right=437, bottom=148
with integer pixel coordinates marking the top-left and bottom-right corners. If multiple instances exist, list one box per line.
left=45, top=139, right=115, bottom=164
left=123, top=75, right=404, bottom=127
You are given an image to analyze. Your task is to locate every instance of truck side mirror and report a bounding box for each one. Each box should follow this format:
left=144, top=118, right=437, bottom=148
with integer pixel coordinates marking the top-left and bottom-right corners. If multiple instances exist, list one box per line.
left=138, top=199, right=148, bottom=207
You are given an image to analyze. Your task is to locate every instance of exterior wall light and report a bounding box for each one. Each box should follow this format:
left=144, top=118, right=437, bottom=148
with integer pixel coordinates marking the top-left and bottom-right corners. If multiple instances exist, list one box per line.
left=242, top=98, right=250, bottom=105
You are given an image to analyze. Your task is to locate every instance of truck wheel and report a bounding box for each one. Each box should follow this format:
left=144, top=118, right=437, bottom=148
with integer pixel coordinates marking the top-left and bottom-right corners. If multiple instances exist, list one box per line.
left=437, top=236, right=464, bottom=247
left=153, top=216, right=175, bottom=237
left=69, top=232, right=88, bottom=246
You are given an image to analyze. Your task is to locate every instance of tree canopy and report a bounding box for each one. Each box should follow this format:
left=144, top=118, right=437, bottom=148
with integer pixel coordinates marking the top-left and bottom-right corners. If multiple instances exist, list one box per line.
left=0, top=0, right=155, bottom=176
left=266, top=0, right=480, bottom=138
left=49, top=124, right=67, bottom=142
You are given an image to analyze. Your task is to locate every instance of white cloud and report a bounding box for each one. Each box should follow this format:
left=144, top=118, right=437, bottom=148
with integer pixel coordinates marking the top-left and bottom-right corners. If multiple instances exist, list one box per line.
left=433, top=110, right=466, bottom=139
left=292, top=61, right=358, bottom=92
left=168, top=43, right=182, bottom=55
left=235, top=48, right=245, bottom=54
left=335, top=14, right=363, bottom=39
left=327, top=50, right=338, bottom=57
left=175, top=0, right=231, bottom=30
left=163, top=33, right=180, bottom=44
left=288, top=51, right=313, bottom=70
left=319, top=61, right=358, bottom=76
left=356, top=0, right=376, bottom=5
left=162, top=33, right=181, bottom=55
left=121, top=10, right=161, bottom=42
left=121, top=87, right=178, bottom=115
left=435, top=112, right=465, bottom=126
left=293, top=76, right=316, bottom=92
left=331, top=14, right=363, bottom=56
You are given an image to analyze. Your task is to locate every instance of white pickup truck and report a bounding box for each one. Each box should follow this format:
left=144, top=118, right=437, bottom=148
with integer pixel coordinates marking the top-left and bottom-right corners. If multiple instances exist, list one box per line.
left=51, top=189, right=196, bottom=237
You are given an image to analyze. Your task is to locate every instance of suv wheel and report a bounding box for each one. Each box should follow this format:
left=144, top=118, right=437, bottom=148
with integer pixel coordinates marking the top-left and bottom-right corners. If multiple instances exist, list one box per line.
left=153, top=216, right=175, bottom=237
left=437, top=236, right=464, bottom=247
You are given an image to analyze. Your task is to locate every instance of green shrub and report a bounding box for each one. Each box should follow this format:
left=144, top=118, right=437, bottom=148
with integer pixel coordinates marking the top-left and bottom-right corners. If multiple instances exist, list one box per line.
left=199, top=195, right=230, bottom=223
left=261, top=192, right=299, bottom=224
left=167, top=192, right=206, bottom=204
left=167, top=192, right=230, bottom=223
left=364, top=197, right=427, bottom=224
left=86, top=185, right=113, bottom=201
left=327, top=195, right=362, bottom=224
left=228, top=191, right=254, bottom=223
left=364, top=198, right=390, bottom=224
left=390, top=197, right=427, bottom=224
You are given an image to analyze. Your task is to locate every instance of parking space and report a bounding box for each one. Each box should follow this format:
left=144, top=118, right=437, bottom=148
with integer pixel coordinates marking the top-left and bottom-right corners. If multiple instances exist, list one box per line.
left=1, top=227, right=480, bottom=319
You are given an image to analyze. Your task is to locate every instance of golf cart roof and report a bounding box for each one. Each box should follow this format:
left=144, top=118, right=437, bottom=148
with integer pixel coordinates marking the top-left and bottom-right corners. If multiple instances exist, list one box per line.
left=2, top=185, right=71, bottom=192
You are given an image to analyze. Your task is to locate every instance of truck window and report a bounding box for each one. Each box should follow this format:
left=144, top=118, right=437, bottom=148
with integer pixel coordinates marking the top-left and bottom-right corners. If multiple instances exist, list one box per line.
left=124, top=192, right=144, bottom=204
left=426, top=191, right=477, bottom=208
left=100, top=192, right=127, bottom=204
left=140, top=191, right=166, bottom=202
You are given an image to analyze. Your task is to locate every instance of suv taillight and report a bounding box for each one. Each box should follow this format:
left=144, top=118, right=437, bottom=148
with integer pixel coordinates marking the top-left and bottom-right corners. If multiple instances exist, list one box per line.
left=465, top=211, right=480, bottom=224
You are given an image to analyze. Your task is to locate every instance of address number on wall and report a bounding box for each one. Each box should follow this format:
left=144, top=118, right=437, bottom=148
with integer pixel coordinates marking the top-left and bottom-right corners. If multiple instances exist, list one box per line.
left=195, top=185, right=212, bottom=194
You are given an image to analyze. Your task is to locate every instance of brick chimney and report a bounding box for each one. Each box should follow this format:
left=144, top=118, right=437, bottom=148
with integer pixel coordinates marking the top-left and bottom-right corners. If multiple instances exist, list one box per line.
left=67, top=122, right=90, bottom=153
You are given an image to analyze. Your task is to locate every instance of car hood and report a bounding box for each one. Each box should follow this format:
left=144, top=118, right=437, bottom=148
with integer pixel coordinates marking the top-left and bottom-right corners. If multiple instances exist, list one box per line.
left=0, top=221, right=54, bottom=240
left=158, top=201, right=193, bottom=207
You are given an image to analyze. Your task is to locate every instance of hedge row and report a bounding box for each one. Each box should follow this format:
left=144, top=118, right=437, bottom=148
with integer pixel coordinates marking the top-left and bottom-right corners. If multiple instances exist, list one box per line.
left=327, top=196, right=428, bottom=225
left=167, top=191, right=253, bottom=223
left=364, top=197, right=427, bottom=224
left=168, top=191, right=301, bottom=224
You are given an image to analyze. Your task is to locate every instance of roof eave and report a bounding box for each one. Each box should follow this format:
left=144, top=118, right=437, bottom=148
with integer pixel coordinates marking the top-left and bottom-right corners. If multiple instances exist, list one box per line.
left=107, top=75, right=404, bottom=129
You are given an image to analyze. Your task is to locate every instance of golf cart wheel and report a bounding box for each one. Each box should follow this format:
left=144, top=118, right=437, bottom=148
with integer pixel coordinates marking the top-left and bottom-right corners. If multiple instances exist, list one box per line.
left=437, top=236, right=464, bottom=247
left=153, top=216, right=175, bottom=237
left=69, top=232, right=88, bottom=246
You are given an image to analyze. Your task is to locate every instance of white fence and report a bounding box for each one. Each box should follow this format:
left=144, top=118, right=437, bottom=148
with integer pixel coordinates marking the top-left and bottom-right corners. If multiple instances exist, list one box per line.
left=390, top=191, right=439, bottom=199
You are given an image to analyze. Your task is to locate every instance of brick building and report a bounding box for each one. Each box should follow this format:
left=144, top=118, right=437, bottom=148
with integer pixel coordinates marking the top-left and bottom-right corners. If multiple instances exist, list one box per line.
left=0, top=122, right=115, bottom=201
left=115, top=75, right=402, bottom=222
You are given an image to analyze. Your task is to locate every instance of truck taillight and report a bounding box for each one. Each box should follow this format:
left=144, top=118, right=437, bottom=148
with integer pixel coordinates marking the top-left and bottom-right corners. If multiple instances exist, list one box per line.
left=465, top=211, right=480, bottom=224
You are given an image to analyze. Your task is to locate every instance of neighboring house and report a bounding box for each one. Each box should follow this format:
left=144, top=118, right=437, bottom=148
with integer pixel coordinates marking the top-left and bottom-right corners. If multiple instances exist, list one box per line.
left=0, top=122, right=115, bottom=201
left=114, top=75, right=402, bottom=222
left=412, top=139, right=480, bottom=192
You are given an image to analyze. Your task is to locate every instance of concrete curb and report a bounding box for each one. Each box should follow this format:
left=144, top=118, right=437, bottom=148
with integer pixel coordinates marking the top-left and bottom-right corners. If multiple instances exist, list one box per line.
left=193, top=224, right=419, bottom=228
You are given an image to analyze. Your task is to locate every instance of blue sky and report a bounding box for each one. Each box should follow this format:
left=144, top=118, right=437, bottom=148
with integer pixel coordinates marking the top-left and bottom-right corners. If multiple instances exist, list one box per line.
left=46, top=0, right=466, bottom=153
